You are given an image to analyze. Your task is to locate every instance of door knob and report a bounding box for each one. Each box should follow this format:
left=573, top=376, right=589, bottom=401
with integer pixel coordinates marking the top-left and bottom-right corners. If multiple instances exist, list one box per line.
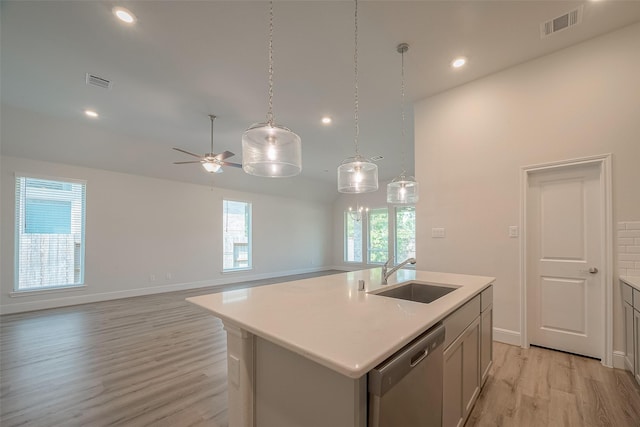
left=589, top=267, right=598, bottom=274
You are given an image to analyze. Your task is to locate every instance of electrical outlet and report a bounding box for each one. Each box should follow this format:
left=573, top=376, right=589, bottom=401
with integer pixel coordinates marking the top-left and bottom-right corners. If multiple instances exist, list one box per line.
left=509, top=226, right=519, bottom=238
left=165, top=272, right=172, bottom=280
left=149, top=274, right=156, bottom=282
left=432, top=228, right=446, bottom=238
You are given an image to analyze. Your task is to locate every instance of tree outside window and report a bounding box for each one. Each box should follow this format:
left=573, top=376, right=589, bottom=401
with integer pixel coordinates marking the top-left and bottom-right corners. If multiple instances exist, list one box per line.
left=368, top=208, right=389, bottom=264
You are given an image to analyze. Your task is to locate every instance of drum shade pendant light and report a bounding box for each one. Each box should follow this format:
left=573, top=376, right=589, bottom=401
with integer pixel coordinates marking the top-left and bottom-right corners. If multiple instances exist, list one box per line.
left=242, top=1, right=301, bottom=178
left=387, top=43, right=419, bottom=204
left=337, top=0, right=378, bottom=193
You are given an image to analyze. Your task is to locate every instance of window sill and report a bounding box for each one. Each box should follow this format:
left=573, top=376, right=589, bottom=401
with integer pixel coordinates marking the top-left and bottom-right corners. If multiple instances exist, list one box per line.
left=10, top=285, right=86, bottom=298
left=222, top=268, right=253, bottom=274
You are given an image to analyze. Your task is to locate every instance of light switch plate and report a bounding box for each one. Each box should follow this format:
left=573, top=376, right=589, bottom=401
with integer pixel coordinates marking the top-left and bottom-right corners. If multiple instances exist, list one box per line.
left=509, top=226, right=519, bottom=238
left=432, top=228, right=445, bottom=238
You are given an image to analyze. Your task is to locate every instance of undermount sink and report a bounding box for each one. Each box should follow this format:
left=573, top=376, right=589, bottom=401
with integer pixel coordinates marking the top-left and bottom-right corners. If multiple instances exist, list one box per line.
left=375, top=282, right=456, bottom=304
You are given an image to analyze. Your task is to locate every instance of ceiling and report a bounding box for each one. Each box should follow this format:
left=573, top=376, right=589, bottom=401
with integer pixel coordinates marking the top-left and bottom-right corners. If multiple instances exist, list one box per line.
left=2, top=1, right=640, bottom=202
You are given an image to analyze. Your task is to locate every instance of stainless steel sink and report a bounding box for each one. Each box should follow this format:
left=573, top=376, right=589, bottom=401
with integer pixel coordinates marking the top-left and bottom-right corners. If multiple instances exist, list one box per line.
left=375, top=282, right=456, bottom=304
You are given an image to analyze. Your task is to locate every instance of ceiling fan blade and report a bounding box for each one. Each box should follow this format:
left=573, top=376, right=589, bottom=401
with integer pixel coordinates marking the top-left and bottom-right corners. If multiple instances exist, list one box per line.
left=214, top=150, right=235, bottom=161
left=173, top=161, right=203, bottom=164
left=173, top=147, right=204, bottom=159
left=220, top=161, right=243, bottom=168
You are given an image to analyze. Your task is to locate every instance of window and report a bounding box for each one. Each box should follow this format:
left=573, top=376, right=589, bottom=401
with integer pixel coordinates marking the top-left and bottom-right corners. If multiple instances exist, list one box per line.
left=395, top=206, right=416, bottom=263
left=344, top=212, right=363, bottom=263
left=223, top=200, right=252, bottom=271
left=343, top=205, right=416, bottom=266
left=15, top=176, right=86, bottom=291
left=367, top=208, right=388, bottom=264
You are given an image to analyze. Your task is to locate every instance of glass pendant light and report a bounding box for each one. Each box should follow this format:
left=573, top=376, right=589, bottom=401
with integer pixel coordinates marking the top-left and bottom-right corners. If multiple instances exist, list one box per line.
left=387, top=43, right=419, bottom=204
left=242, top=1, right=302, bottom=178
left=337, top=0, right=378, bottom=194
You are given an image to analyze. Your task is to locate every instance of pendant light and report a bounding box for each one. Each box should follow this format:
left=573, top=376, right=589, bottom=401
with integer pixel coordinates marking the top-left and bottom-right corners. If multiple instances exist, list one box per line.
left=337, top=0, right=378, bottom=194
left=387, top=43, right=419, bottom=204
left=242, top=1, right=302, bottom=178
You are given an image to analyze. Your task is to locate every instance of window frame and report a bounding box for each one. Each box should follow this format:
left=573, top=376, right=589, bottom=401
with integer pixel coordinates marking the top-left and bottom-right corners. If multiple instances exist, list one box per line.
left=222, top=199, right=253, bottom=272
left=393, top=205, right=416, bottom=265
left=14, top=174, right=87, bottom=293
left=342, top=204, right=416, bottom=267
left=343, top=211, right=364, bottom=263
left=367, top=207, right=389, bottom=265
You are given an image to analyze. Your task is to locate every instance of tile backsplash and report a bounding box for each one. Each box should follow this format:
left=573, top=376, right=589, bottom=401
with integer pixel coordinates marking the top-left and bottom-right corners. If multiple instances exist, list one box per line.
left=618, top=221, right=640, bottom=276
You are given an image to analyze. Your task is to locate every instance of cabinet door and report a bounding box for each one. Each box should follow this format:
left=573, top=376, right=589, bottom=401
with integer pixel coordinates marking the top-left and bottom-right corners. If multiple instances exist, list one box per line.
left=624, top=302, right=634, bottom=373
left=462, top=318, right=480, bottom=416
left=443, top=341, right=463, bottom=427
left=443, top=316, right=481, bottom=427
left=480, top=305, right=493, bottom=385
left=635, top=309, right=640, bottom=385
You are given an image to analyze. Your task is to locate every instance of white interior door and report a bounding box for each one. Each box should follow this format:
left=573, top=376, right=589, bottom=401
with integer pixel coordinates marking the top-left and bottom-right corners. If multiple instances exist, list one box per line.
left=526, top=162, right=603, bottom=358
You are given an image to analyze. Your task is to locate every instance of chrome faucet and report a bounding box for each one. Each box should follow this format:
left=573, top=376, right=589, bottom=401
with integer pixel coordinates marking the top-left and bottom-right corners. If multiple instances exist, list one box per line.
left=381, top=257, right=416, bottom=284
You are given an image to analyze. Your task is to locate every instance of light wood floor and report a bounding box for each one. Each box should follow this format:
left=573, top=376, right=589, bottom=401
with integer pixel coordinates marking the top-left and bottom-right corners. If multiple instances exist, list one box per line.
left=2, top=272, right=640, bottom=427
left=466, top=343, right=640, bottom=427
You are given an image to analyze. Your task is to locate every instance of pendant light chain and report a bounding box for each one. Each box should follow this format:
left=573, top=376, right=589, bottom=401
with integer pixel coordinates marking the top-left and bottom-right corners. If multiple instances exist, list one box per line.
left=353, top=0, right=360, bottom=156
left=400, top=46, right=406, bottom=174
left=267, top=1, right=275, bottom=126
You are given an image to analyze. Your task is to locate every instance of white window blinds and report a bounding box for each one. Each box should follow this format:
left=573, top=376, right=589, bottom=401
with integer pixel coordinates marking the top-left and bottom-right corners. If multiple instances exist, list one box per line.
left=15, top=176, right=86, bottom=291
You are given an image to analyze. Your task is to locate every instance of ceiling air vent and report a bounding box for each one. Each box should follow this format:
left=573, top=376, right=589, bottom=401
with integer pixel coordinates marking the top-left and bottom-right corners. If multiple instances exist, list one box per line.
left=85, top=73, right=112, bottom=89
left=540, top=6, right=583, bottom=38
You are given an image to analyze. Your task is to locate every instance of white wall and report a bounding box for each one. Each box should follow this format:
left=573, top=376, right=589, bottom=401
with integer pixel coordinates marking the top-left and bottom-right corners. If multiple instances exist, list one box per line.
left=414, top=23, right=640, bottom=351
left=1, top=156, right=333, bottom=314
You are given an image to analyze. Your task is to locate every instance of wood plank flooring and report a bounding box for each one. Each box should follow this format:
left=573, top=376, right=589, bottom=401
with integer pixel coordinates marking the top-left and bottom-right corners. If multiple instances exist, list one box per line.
left=466, top=343, right=640, bottom=427
left=2, top=271, right=640, bottom=426
left=0, top=271, right=341, bottom=427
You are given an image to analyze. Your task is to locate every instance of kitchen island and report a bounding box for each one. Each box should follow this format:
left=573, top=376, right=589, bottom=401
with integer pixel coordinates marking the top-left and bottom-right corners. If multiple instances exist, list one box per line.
left=187, top=268, right=495, bottom=427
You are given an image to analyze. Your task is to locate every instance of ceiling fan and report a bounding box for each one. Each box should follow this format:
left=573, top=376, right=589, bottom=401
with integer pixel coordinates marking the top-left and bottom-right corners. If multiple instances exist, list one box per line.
left=173, top=115, right=242, bottom=174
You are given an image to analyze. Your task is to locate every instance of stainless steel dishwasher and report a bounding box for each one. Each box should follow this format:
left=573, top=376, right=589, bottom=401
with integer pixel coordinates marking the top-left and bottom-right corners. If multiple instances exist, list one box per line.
left=368, top=323, right=445, bottom=427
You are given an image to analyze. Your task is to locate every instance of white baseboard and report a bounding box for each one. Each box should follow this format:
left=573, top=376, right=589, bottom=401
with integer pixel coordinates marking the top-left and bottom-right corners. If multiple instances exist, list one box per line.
left=0, top=266, right=336, bottom=315
left=493, top=327, right=521, bottom=346
left=612, top=350, right=627, bottom=370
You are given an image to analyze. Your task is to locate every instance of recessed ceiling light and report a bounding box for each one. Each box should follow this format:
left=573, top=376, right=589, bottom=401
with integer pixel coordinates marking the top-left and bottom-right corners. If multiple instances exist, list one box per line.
left=321, top=116, right=332, bottom=125
left=84, top=109, right=99, bottom=118
left=451, top=57, right=467, bottom=69
left=113, top=7, right=136, bottom=24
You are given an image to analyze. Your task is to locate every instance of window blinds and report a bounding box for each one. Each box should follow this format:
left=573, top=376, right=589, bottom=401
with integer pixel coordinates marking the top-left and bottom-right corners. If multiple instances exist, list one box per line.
left=15, top=176, right=86, bottom=291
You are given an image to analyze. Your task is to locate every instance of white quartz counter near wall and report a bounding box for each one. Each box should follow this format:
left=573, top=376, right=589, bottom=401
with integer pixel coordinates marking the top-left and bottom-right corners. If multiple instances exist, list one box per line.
left=621, top=276, right=640, bottom=291
left=188, top=269, right=494, bottom=379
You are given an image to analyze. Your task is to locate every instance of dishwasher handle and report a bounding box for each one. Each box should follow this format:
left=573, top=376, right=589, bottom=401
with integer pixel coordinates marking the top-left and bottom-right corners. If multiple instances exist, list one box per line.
left=368, top=323, right=445, bottom=397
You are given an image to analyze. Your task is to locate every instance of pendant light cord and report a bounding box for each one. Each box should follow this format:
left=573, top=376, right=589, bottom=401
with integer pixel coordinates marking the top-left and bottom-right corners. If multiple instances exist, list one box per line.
left=353, top=0, right=360, bottom=156
left=267, top=1, right=275, bottom=126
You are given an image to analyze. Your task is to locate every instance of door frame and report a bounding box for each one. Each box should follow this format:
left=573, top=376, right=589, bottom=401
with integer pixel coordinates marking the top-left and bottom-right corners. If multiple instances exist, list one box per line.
left=519, top=154, right=613, bottom=367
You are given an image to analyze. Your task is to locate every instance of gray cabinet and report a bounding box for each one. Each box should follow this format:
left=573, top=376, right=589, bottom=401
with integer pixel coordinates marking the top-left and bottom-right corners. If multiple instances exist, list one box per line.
left=443, top=316, right=480, bottom=427
left=622, top=280, right=640, bottom=387
left=623, top=299, right=634, bottom=373
left=635, top=308, right=640, bottom=385
left=442, top=285, right=493, bottom=427
left=480, top=286, right=493, bottom=385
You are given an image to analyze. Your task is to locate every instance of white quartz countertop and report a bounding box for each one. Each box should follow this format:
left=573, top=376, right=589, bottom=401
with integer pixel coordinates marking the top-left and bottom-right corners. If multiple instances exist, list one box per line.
left=621, top=276, right=640, bottom=291
left=187, top=269, right=495, bottom=378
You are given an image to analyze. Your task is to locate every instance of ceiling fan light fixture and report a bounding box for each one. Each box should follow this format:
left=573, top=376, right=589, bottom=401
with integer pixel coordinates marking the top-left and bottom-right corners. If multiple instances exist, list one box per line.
left=242, top=122, right=302, bottom=178
left=202, top=162, right=221, bottom=173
